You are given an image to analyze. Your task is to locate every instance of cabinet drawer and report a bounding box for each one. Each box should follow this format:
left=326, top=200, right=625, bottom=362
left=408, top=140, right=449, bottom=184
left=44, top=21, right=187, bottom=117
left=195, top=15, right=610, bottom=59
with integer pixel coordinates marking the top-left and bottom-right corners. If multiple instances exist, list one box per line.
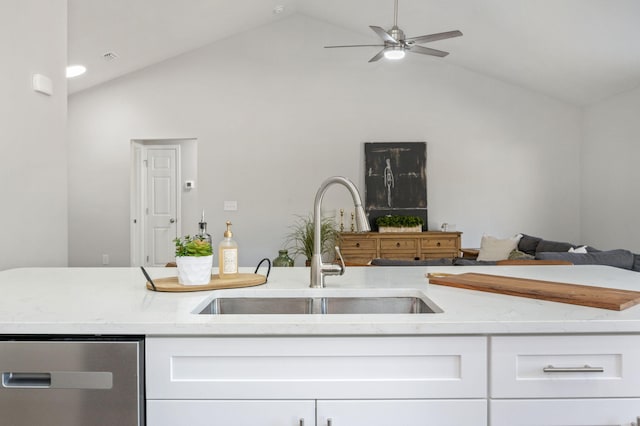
left=380, top=239, right=417, bottom=250
left=319, top=400, right=487, bottom=426
left=421, top=238, right=457, bottom=250
left=422, top=251, right=458, bottom=260
left=147, top=336, right=487, bottom=400
left=340, top=239, right=377, bottom=250
left=490, top=398, right=640, bottom=426
left=491, top=335, right=640, bottom=398
left=148, top=400, right=315, bottom=426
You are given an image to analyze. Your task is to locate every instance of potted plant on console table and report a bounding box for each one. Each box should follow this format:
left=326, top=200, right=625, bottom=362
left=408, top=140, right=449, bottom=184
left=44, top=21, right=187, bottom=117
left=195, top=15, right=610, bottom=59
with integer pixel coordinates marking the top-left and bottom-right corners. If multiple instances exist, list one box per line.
left=285, top=214, right=340, bottom=266
left=376, top=215, right=424, bottom=233
left=174, top=235, right=213, bottom=285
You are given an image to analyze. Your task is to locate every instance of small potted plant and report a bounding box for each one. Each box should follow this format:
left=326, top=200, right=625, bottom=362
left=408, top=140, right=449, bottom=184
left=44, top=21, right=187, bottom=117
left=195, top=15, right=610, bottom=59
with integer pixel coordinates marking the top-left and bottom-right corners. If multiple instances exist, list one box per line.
left=285, top=214, right=340, bottom=266
left=376, top=215, right=424, bottom=233
left=174, top=235, right=213, bottom=285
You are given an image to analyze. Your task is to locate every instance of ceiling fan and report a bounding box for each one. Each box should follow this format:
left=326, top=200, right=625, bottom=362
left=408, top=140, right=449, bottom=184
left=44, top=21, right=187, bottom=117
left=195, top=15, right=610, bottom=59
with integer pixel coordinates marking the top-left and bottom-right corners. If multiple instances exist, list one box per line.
left=324, top=0, right=462, bottom=63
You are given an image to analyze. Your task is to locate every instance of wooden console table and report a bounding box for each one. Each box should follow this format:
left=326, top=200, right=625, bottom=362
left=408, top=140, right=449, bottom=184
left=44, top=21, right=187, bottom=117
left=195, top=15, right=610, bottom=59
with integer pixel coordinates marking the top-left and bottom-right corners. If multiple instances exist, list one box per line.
left=339, top=232, right=462, bottom=265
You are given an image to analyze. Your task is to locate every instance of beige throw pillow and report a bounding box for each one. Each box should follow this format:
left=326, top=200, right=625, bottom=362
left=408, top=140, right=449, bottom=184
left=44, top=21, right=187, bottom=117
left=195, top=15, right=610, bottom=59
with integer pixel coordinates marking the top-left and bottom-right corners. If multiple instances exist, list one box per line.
left=477, top=234, right=522, bottom=261
left=568, top=245, right=588, bottom=253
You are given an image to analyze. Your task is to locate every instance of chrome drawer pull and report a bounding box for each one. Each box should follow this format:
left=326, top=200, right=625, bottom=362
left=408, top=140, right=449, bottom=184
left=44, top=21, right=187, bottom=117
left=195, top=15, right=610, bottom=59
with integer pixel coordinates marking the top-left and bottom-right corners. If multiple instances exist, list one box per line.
left=543, top=364, right=604, bottom=373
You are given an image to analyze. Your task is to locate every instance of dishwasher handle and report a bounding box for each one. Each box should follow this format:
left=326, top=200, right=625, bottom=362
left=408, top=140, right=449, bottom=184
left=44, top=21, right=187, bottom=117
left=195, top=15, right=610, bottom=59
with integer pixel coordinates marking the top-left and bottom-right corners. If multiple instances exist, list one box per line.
left=2, top=371, right=113, bottom=389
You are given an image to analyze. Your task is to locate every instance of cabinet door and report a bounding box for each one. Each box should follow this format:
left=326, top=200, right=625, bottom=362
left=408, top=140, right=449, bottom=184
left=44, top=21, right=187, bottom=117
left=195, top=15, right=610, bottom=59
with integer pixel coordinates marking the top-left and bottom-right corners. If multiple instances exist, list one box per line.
left=491, top=398, right=640, bottom=426
left=147, top=400, right=314, bottom=426
left=317, top=399, right=487, bottom=426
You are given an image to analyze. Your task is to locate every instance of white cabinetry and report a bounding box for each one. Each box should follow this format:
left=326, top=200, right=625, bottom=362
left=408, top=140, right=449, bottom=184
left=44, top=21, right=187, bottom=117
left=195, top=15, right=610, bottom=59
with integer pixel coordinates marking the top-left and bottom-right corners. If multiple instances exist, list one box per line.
left=147, top=400, right=314, bottom=426
left=491, top=399, right=640, bottom=426
left=490, top=335, right=640, bottom=426
left=316, top=399, right=486, bottom=426
left=146, top=334, right=640, bottom=425
left=146, top=336, right=487, bottom=426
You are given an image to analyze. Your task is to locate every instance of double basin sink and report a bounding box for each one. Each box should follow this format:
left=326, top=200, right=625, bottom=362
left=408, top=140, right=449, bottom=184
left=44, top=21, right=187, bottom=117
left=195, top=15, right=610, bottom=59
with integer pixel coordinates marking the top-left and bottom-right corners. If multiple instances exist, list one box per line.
left=195, top=288, right=442, bottom=315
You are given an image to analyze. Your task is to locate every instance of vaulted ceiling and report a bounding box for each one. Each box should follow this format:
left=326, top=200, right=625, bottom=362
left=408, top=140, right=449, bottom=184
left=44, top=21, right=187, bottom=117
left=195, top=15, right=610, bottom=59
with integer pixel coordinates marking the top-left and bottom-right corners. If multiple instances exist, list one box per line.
left=68, top=0, right=640, bottom=106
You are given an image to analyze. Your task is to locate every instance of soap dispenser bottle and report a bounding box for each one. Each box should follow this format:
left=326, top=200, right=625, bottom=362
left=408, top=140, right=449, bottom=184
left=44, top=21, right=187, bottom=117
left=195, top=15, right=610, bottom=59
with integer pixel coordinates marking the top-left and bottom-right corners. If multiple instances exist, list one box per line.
left=218, top=221, right=238, bottom=278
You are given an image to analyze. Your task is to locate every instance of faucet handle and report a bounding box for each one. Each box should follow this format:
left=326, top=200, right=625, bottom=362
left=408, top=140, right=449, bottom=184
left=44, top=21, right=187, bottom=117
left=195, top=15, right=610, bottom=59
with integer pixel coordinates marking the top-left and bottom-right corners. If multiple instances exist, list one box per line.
left=334, top=246, right=346, bottom=276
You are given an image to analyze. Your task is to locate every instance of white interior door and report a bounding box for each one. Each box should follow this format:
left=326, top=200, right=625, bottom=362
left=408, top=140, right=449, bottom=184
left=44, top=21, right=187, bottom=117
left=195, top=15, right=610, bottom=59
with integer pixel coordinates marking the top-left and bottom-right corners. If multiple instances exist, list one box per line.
left=145, top=147, right=179, bottom=266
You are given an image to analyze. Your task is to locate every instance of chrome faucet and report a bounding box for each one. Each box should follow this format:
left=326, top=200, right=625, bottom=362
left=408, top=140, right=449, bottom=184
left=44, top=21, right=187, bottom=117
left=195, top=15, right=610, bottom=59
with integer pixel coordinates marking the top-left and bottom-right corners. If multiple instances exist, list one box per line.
left=310, top=176, right=370, bottom=288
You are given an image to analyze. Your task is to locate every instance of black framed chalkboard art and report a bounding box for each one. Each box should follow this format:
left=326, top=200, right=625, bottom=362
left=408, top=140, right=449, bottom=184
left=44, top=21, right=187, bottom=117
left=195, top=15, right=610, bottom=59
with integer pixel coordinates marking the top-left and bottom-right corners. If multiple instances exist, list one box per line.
left=364, top=142, right=428, bottom=228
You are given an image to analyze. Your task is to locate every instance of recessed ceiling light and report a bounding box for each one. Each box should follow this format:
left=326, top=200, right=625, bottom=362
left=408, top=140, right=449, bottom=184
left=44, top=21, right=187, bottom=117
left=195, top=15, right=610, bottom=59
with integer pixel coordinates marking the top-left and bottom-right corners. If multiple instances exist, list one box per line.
left=66, top=65, right=87, bottom=78
left=273, top=5, right=285, bottom=14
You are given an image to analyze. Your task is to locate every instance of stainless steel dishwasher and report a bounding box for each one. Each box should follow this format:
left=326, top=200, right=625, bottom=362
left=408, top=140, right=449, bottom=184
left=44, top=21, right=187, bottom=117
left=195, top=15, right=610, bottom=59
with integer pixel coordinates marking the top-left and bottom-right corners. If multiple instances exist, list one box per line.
left=0, top=336, right=144, bottom=426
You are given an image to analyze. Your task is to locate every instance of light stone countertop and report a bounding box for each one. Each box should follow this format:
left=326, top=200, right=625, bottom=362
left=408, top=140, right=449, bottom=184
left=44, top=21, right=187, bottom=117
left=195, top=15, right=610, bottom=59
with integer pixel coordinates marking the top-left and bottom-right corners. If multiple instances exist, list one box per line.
left=1, top=265, right=640, bottom=336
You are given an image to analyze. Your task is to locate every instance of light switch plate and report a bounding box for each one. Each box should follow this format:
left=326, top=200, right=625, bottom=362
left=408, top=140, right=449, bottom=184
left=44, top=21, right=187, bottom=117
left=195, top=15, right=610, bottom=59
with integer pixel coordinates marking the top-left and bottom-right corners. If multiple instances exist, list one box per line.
left=224, top=201, right=238, bottom=211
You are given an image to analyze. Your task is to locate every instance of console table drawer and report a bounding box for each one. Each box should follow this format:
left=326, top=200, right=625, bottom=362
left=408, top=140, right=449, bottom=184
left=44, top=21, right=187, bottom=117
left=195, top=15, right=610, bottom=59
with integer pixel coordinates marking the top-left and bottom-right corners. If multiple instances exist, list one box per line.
left=340, top=239, right=377, bottom=250
left=421, top=238, right=457, bottom=250
left=491, top=335, right=640, bottom=398
left=338, top=232, right=461, bottom=264
left=423, top=251, right=457, bottom=260
left=380, top=239, right=417, bottom=250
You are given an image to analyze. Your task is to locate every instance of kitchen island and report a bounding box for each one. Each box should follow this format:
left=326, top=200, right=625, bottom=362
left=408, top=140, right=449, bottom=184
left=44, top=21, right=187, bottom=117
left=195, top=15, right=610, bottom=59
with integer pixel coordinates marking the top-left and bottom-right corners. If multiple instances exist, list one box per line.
left=2, top=265, right=640, bottom=425
left=1, top=265, right=640, bottom=335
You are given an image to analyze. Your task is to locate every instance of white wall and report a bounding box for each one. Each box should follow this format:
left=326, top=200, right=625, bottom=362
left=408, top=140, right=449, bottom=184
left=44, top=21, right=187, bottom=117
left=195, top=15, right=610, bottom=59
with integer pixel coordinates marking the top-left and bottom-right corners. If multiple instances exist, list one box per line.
left=582, top=86, right=640, bottom=252
left=0, top=0, right=68, bottom=270
left=68, top=14, right=582, bottom=267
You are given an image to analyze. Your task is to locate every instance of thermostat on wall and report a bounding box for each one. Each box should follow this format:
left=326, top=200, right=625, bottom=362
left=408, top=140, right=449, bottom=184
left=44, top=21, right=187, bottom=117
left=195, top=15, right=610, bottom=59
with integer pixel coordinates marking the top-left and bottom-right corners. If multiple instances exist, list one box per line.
left=185, top=180, right=195, bottom=189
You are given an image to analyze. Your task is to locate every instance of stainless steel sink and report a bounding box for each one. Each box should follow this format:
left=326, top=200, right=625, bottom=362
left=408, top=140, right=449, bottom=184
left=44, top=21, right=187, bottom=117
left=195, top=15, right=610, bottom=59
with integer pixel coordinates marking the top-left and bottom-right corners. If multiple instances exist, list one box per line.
left=195, top=289, right=442, bottom=315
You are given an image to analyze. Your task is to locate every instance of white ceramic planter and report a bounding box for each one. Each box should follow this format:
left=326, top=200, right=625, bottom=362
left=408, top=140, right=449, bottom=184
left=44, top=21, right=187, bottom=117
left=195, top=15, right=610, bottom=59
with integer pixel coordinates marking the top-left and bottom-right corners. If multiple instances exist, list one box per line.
left=176, top=255, right=213, bottom=285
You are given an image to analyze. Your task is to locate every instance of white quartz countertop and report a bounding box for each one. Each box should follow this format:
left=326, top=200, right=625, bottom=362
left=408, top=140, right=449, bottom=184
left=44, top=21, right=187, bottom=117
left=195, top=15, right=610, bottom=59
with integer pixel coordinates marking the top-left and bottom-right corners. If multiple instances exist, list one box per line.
left=1, top=265, right=640, bottom=336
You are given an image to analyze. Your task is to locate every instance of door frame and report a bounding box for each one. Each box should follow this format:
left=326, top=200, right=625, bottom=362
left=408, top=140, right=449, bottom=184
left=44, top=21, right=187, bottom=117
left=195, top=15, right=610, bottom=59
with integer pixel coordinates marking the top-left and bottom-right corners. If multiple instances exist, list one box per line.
left=130, top=140, right=182, bottom=266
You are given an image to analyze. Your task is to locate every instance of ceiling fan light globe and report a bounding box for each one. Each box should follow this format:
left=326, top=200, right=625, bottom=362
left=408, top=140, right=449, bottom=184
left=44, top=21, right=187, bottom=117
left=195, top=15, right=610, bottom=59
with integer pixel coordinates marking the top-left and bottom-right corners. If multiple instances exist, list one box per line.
left=384, top=49, right=405, bottom=60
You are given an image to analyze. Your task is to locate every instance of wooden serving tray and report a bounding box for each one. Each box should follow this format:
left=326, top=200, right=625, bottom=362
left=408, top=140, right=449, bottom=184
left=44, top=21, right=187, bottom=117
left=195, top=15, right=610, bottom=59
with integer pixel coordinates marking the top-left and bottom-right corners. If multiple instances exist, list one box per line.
left=146, top=273, right=267, bottom=292
left=427, top=272, right=640, bottom=311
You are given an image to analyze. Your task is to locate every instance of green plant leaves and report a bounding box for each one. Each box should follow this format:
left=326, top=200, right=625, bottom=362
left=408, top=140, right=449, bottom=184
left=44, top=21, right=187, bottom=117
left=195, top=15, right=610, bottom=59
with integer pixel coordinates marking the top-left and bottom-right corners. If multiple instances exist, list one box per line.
left=174, top=235, right=213, bottom=257
left=375, top=215, right=423, bottom=228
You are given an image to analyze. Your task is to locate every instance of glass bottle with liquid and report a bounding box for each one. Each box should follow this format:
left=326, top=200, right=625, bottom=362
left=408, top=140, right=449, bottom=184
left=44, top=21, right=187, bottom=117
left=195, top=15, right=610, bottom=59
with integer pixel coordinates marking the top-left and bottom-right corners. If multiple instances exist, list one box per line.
left=218, top=221, right=238, bottom=278
left=197, top=210, right=212, bottom=246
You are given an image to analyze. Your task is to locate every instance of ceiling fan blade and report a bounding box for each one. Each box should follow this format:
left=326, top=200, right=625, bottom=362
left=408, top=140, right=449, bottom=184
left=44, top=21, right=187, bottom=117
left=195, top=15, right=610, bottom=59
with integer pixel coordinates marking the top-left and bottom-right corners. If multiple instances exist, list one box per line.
left=406, top=30, right=463, bottom=45
left=368, top=48, right=387, bottom=63
left=369, top=26, right=398, bottom=44
left=325, top=44, right=385, bottom=49
left=408, top=45, right=449, bottom=57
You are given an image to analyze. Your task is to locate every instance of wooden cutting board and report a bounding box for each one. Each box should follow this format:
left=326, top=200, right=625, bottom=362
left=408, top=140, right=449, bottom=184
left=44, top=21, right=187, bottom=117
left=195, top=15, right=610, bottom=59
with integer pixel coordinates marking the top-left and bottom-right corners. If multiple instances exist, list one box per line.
left=146, top=273, right=266, bottom=292
left=427, top=272, right=640, bottom=311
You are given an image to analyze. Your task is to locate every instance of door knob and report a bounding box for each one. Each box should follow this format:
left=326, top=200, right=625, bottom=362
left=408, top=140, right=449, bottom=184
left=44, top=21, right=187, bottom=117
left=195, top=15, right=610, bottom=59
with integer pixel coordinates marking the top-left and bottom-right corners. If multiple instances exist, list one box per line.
left=169, top=218, right=175, bottom=223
